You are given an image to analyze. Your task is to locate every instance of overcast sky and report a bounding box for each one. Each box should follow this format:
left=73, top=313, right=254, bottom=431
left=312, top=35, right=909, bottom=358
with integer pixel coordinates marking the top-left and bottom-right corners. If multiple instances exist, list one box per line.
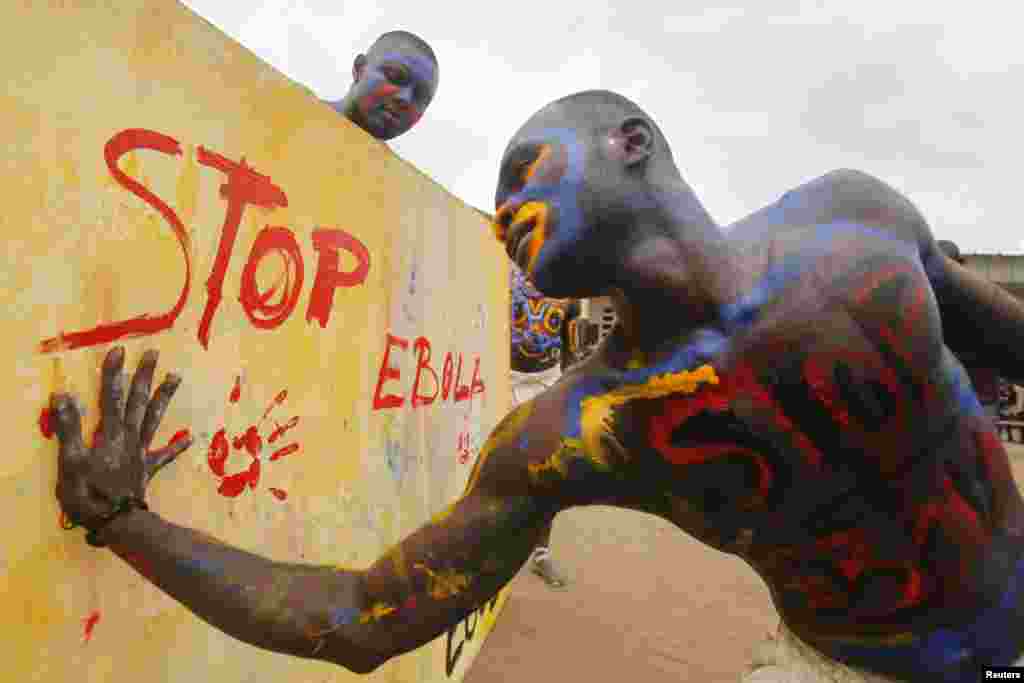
left=183, top=1, right=1023, bottom=252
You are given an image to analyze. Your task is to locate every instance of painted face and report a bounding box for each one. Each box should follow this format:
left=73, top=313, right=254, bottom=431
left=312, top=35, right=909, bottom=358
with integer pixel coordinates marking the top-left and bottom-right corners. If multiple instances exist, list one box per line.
left=510, top=266, right=569, bottom=373
left=351, top=51, right=437, bottom=140
left=493, top=128, right=588, bottom=295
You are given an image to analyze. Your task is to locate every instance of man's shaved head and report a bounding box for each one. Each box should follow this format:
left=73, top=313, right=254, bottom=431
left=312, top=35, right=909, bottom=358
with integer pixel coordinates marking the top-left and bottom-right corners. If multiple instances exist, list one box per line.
left=368, top=30, right=438, bottom=67
left=332, top=29, right=439, bottom=140
left=509, top=90, right=672, bottom=165
left=493, top=89, right=714, bottom=299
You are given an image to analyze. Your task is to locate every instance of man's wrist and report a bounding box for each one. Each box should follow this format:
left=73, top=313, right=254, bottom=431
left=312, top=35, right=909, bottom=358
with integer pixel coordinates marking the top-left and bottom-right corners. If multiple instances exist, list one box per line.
left=94, top=504, right=156, bottom=547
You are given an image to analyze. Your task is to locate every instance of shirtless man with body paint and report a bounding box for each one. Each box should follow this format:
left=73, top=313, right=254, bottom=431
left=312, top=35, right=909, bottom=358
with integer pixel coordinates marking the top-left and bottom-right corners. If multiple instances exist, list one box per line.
left=322, top=30, right=438, bottom=141
left=51, top=90, right=1024, bottom=681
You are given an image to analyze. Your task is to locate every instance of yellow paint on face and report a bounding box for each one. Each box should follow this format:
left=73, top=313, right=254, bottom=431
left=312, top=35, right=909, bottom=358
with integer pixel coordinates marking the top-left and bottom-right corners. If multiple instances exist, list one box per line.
left=521, top=144, right=552, bottom=183
left=518, top=202, right=549, bottom=275
left=491, top=201, right=549, bottom=267
left=413, top=563, right=472, bottom=600
left=578, top=364, right=719, bottom=467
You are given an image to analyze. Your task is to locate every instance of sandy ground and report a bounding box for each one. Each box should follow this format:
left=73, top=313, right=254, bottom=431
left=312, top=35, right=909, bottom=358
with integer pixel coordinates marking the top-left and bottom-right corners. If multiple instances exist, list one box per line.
left=464, top=443, right=1024, bottom=683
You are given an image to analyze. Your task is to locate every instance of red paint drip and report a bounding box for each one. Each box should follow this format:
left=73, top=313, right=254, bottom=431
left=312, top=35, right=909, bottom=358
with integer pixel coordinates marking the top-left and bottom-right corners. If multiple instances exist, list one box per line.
left=83, top=610, right=101, bottom=643
left=39, top=408, right=54, bottom=439
left=247, top=458, right=261, bottom=489
left=229, top=376, right=242, bottom=403
left=169, top=428, right=191, bottom=445
left=261, top=389, right=288, bottom=421
left=269, top=487, right=288, bottom=501
left=269, top=443, right=300, bottom=462
left=268, top=416, right=299, bottom=444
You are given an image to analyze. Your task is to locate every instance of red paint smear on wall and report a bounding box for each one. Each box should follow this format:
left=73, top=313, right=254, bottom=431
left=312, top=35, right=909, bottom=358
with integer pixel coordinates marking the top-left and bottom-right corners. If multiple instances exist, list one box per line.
left=262, top=390, right=288, bottom=421
left=269, top=444, right=300, bottom=461
left=83, top=610, right=101, bottom=643
left=217, top=471, right=250, bottom=498
left=268, top=416, right=299, bottom=444
left=229, top=376, right=242, bottom=403
left=269, top=487, right=288, bottom=501
left=39, top=408, right=54, bottom=439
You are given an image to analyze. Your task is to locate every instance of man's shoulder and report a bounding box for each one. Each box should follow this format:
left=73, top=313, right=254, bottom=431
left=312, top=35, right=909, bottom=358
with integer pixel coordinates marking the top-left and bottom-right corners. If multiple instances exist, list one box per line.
left=787, top=168, right=931, bottom=244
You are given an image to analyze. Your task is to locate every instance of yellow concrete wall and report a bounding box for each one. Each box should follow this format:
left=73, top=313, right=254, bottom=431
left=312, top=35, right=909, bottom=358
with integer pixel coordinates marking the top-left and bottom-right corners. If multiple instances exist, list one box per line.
left=1, top=1, right=511, bottom=681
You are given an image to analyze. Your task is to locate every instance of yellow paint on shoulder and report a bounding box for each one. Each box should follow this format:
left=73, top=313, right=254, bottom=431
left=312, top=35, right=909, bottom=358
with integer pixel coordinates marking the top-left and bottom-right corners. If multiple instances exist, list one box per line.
left=579, top=364, right=719, bottom=467
left=413, top=563, right=473, bottom=600
left=527, top=437, right=586, bottom=482
left=359, top=602, right=398, bottom=624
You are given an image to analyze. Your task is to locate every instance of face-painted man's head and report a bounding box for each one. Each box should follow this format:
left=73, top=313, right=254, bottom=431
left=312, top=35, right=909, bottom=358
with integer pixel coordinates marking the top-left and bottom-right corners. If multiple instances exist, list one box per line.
left=510, top=265, right=571, bottom=373
left=492, top=90, right=680, bottom=298
left=345, top=31, right=438, bottom=140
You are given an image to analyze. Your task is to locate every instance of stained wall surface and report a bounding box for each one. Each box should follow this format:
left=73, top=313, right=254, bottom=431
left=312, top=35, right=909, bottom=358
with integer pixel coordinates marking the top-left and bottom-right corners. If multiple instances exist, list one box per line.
left=1, top=1, right=511, bottom=680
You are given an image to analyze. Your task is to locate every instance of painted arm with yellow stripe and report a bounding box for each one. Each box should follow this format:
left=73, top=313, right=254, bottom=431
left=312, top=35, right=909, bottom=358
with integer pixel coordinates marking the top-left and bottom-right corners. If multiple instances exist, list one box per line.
left=53, top=347, right=560, bottom=674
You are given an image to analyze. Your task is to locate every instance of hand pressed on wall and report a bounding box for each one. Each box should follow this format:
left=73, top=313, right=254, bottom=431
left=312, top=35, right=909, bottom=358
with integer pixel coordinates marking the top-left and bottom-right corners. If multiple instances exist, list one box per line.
left=53, top=347, right=192, bottom=534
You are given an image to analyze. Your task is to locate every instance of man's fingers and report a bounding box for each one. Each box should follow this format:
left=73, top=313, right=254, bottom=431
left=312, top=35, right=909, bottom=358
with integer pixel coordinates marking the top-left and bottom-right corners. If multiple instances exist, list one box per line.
left=125, top=350, right=159, bottom=433
left=140, top=373, right=182, bottom=450
left=100, top=347, right=126, bottom=445
left=145, top=434, right=192, bottom=484
left=50, top=393, right=86, bottom=462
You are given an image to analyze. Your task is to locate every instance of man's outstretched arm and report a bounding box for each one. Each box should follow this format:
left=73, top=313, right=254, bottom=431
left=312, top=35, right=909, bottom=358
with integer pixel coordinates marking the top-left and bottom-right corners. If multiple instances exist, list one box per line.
left=53, top=347, right=551, bottom=674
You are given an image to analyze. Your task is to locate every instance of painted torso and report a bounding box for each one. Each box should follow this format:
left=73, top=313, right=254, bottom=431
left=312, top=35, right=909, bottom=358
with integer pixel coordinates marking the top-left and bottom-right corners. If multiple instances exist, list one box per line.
left=526, top=217, right=1024, bottom=655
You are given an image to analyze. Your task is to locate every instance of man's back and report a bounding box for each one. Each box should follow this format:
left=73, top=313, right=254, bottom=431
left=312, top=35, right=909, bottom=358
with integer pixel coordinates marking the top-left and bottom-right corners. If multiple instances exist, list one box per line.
left=519, top=173, right=1024, bottom=656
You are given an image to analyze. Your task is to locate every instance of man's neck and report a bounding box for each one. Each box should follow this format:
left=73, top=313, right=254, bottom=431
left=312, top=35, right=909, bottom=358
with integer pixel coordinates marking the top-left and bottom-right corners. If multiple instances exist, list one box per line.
left=608, top=187, right=738, bottom=353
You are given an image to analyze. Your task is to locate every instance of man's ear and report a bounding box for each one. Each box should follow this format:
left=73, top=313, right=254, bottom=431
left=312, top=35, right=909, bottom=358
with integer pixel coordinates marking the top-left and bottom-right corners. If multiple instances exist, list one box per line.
left=616, top=116, right=654, bottom=167
left=352, top=54, right=368, bottom=82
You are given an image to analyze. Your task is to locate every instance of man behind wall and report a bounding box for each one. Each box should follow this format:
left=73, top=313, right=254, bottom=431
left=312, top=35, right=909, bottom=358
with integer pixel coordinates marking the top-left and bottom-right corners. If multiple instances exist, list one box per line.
left=321, top=30, right=439, bottom=141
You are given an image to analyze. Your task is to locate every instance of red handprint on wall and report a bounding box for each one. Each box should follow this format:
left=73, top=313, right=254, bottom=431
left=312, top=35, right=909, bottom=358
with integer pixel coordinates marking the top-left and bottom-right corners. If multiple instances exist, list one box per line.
left=206, top=376, right=301, bottom=499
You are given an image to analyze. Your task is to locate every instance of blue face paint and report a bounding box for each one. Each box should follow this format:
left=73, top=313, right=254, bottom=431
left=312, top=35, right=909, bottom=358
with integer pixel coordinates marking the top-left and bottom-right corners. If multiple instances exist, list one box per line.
left=355, top=51, right=436, bottom=137
left=499, top=128, right=586, bottom=291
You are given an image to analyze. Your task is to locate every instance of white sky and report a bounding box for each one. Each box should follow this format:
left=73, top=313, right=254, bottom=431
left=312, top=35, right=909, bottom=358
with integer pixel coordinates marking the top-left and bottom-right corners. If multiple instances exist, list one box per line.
left=183, top=0, right=1024, bottom=252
